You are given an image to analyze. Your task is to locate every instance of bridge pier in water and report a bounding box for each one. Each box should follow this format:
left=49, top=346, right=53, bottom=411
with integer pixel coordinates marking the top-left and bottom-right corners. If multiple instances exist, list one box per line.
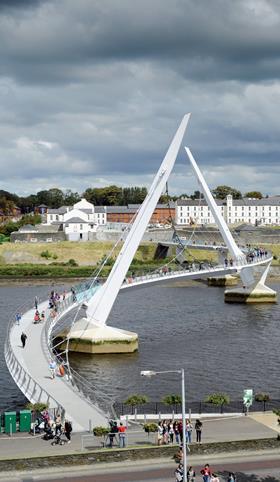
left=224, top=262, right=277, bottom=303
left=61, top=319, right=138, bottom=354
left=207, top=274, right=239, bottom=287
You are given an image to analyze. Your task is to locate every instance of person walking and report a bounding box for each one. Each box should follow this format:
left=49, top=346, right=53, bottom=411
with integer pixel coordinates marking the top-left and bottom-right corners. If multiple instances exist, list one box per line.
left=157, top=421, right=164, bottom=445
left=200, top=464, right=211, bottom=482
left=118, top=422, right=127, bottom=448
left=211, top=474, right=220, bottom=482
left=227, top=473, right=236, bottom=482
left=55, top=414, right=62, bottom=435
left=195, top=418, right=202, bottom=443
left=174, top=421, right=180, bottom=444
left=168, top=420, right=174, bottom=444
left=187, top=466, right=196, bottom=482
left=15, top=312, right=21, bottom=325
left=49, top=360, right=57, bottom=379
left=186, top=419, right=193, bottom=444
left=34, top=296, right=39, bottom=310
left=175, top=463, right=184, bottom=482
left=20, top=332, right=27, bottom=348
left=64, top=420, right=72, bottom=443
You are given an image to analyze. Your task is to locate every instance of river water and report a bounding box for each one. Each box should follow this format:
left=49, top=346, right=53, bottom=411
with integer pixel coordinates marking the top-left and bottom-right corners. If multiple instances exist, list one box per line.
left=1, top=279, right=278, bottom=409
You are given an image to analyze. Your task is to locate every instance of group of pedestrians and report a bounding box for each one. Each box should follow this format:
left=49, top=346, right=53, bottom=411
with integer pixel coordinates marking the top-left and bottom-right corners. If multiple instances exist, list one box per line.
left=41, top=410, right=72, bottom=443
left=107, top=420, right=127, bottom=448
left=158, top=419, right=203, bottom=446
left=175, top=462, right=237, bottom=482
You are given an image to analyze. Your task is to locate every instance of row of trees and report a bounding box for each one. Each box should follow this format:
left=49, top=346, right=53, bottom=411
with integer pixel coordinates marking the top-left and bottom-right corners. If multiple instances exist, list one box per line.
left=123, top=391, right=274, bottom=412
left=0, top=185, right=265, bottom=215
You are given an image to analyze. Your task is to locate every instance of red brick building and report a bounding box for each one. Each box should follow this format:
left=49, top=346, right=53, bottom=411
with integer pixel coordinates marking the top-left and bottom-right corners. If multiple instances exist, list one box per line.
left=106, top=203, right=175, bottom=224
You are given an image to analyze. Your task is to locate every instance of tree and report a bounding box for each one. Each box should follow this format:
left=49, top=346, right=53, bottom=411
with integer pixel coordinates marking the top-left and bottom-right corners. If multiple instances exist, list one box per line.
left=244, top=191, right=263, bottom=199
left=255, top=392, right=270, bottom=411
left=212, top=185, right=242, bottom=200
left=124, top=394, right=148, bottom=414
left=205, top=392, right=230, bottom=413
left=64, top=189, right=81, bottom=206
left=162, top=394, right=182, bottom=414
left=273, top=408, right=280, bottom=425
left=190, top=190, right=204, bottom=200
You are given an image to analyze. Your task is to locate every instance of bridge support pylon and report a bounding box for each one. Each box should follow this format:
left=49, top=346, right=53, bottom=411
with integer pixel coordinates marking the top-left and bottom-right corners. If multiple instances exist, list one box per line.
left=62, top=318, right=138, bottom=354
left=224, top=262, right=277, bottom=303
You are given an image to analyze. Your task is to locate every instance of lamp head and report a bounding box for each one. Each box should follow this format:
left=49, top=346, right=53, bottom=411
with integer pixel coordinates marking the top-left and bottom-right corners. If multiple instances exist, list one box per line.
left=140, top=370, right=156, bottom=377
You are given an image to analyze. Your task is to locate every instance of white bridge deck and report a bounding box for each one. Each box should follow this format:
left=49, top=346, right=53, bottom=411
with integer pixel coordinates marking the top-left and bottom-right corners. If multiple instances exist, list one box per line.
left=5, top=253, right=272, bottom=431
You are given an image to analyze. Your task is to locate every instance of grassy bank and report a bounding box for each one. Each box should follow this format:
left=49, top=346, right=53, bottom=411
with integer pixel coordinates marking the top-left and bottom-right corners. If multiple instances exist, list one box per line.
left=0, top=240, right=277, bottom=278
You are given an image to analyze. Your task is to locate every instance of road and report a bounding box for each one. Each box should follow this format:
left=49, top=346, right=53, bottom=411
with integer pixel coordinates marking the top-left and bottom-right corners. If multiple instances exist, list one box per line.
left=2, top=451, right=280, bottom=481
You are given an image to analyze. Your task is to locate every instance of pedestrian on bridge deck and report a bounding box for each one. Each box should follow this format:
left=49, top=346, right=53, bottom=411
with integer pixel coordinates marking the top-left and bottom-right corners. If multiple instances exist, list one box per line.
left=21, top=332, right=27, bottom=348
left=34, top=296, right=39, bottom=310
left=15, top=312, right=21, bottom=325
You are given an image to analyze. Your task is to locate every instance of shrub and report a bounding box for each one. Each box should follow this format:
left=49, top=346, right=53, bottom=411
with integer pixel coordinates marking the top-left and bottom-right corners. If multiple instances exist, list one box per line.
left=67, top=258, right=78, bottom=266
left=205, top=393, right=230, bottom=406
left=143, top=423, right=158, bottom=433
left=93, top=426, right=110, bottom=437
left=25, top=402, right=49, bottom=412
left=162, top=394, right=182, bottom=413
left=255, top=393, right=270, bottom=402
left=124, top=394, right=148, bottom=409
left=40, top=250, right=52, bottom=259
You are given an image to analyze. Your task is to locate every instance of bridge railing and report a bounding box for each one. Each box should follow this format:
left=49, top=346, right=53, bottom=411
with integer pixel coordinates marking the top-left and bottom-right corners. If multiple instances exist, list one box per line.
left=5, top=299, right=65, bottom=416
left=122, top=251, right=272, bottom=287
left=42, top=287, right=115, bottom=419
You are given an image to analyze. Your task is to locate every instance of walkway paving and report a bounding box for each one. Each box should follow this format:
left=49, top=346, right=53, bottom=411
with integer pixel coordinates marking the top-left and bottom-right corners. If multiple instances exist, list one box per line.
left=0, top=414, right=277, bottom=460
left=10, top=298, right=107, bottom=432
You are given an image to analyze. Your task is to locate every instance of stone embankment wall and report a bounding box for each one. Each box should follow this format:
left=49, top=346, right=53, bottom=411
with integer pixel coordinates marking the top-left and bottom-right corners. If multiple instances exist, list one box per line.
left=1, top=437, right=279, bottom=472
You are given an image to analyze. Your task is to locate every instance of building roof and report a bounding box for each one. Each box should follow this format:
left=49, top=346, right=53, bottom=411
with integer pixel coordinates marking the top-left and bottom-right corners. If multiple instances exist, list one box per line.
left=19, top=224, right=38, bottom=232
left=176, top=196, right=280, bottom=207
left=64, top=217, right=88, bottom=223
left=95, top=206, right=106, bottom=213
left=48, top=206, right=69, bottom=214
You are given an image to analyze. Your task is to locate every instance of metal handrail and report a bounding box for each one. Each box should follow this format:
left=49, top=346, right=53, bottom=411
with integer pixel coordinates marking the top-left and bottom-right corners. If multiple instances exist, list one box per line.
left=4, top=300, right=65, bottom=415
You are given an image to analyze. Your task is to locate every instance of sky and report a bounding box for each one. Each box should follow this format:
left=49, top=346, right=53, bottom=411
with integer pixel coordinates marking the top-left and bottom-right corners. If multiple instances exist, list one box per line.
left=0, top=0, right=280, bottom=197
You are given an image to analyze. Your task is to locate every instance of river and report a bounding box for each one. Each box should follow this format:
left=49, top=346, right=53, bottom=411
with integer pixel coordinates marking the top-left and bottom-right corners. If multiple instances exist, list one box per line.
left=1, top=279, right=279, bottom=409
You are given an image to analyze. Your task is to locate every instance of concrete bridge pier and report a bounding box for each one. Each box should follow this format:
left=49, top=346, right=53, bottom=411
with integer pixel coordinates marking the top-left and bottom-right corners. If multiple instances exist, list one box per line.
left=61, top=318, right=138, bottom=354
left=207, top=274, right=239, bottom=287
left=224, top=262, right=277, bottom=303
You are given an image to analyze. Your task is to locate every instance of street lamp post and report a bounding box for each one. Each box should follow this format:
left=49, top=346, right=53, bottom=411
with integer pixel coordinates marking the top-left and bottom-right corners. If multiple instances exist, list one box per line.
left=141, top=369, right=187, bottom=482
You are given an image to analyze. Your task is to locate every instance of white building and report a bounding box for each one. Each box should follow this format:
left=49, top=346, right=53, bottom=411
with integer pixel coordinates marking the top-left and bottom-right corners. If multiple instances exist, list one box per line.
left=176, top=195, right=280, bottom=226
left=46, top=198, right=106, bottom=241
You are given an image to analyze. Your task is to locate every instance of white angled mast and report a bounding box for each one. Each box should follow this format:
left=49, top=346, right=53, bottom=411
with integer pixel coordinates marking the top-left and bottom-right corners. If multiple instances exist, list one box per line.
left=86, top=114, right=191, bottom=325
left=185, top=147, right=245, bottom=261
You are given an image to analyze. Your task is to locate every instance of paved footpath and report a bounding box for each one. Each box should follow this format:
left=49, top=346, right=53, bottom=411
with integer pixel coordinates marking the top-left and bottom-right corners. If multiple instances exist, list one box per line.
left=10, top=298, right=107, bottom=431
left=0, top=413, right=278, bottom=460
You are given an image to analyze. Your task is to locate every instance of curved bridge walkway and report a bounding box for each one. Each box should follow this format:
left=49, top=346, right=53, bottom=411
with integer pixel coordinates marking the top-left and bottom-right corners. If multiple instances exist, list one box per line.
left=5, top=253, right=272, bottom=431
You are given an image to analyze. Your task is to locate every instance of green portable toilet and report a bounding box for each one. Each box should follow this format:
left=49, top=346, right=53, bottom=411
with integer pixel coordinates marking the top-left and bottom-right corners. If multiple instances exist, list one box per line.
left=4, top=412, right=16, bottom=434
left=19, top=410, right=31, bottom=432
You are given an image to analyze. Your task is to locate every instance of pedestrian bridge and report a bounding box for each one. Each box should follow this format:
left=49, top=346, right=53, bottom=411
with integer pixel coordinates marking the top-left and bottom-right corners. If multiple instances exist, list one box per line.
left=4, top=252, right=272, bottom=431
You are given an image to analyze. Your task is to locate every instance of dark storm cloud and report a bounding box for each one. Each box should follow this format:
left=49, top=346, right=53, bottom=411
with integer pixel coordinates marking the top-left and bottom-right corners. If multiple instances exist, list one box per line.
left=1, top=0, right=280, bottom=84
left=0, top=0, right=279, bottom=196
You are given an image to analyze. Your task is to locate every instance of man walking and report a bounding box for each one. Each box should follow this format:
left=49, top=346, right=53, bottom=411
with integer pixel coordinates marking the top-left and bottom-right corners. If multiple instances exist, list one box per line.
left=21, top=332, right=27, bottom=348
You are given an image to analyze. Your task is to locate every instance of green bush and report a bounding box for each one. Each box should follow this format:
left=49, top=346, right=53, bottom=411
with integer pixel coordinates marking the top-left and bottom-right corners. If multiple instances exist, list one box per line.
left=143, top=423, right=158, bottom=433
left=67, top=258, right=78, bottom=266
left=124, top=394, right=148, bottom=408
left=162, top=394, right=182, bottom=413
left=40, top=250, right=52, bottom=259
left=255, top=393, right=270, bottom=402
left=93, top=426, right=110, bottom=437
left=25, top=402, right=49, bottom=412
left=205, top=392, right=230, bottom=406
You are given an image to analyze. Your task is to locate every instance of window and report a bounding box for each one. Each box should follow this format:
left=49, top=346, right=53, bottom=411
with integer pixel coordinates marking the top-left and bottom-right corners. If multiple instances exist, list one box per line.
left=80, top=224, right=83, bottom=230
